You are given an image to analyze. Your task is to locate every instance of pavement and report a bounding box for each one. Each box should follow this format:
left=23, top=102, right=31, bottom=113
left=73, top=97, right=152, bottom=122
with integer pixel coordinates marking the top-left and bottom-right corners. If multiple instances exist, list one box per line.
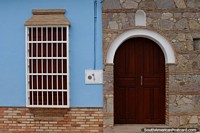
left=104, top=124, right=170, bottom=133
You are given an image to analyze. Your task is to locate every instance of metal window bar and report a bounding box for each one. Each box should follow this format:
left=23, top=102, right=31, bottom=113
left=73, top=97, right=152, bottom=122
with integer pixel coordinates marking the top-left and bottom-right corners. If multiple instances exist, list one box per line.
left=26, top=28, right=29, bottom=106
left=36, top=27, right=39, bottom=105
left=31, top=27, right=34, bottom=105
left=28, top=57, right=67, bottom=59
left=56, top=27, right=59, bottom=105
left=46, top=27, right=49, bottom=106
left=28, top=73, right=67, bottom=76
left=51, top=27, right=54, bottom=105
left=62, top=27, right=64, bottom=105
left=26, top=26, right=69, bottom=108
left=67, top=26, right=70, bottom=106
left=41, top=27, right=44, bottom=106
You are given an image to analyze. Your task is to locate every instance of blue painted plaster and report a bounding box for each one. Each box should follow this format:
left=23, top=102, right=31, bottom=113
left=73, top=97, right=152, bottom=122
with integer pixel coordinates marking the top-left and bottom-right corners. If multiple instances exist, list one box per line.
left=0, top=0, right=103, bottom=107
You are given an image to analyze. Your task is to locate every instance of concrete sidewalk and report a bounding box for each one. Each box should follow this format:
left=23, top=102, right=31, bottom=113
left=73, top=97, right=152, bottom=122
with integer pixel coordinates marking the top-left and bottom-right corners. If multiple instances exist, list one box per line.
left=104, top=124, right=169, bottom=133
left=104, top=125, right=200, bottom=133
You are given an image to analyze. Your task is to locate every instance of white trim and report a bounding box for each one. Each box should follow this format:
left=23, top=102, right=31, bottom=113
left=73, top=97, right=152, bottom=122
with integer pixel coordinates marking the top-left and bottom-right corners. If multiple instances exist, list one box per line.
left=28, top=57, right=67, bottom=59
left=28, top=73, right=67, bottom=76
left=27, top=41, right=67, bottom=43
left=25, top=27, right=29, bottom=107
left=135, top=10, right=146, bottom=26
left=67, top=26, right=70, bottom=107
left=106, top=29, right=176, bottom=64
left=25, top=26, right=70, bottom=108
left=27, top=105, right=69, bottom=108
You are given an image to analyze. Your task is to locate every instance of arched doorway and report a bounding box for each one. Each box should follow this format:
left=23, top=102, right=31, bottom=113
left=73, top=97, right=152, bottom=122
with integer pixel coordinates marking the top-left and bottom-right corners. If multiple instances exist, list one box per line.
left=114, top=37, right=165, bottom=124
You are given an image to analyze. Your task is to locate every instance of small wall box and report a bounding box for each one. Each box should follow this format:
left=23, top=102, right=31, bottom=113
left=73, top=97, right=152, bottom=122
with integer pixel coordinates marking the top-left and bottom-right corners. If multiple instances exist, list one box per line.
left=85, top=70, right=103, bottom=84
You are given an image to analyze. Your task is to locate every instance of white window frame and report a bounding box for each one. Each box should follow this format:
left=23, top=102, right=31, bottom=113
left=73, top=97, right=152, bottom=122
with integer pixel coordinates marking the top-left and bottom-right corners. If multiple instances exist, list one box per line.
left=25, top=26, right=70, bottom=108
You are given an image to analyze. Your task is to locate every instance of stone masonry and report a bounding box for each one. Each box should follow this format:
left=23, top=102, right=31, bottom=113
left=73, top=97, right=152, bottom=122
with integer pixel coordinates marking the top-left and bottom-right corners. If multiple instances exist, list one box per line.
left=103, top=0, right=200, bottom=130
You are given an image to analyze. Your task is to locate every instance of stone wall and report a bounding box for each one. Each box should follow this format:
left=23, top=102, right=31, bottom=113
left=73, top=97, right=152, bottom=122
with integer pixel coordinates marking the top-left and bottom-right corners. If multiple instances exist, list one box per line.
left=103, top=0, right=200, bottom=129
left=0, top=107, right=103, bottom=132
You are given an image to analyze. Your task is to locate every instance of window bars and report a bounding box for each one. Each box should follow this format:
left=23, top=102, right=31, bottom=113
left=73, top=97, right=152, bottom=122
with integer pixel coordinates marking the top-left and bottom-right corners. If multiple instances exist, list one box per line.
left=26, top=26, right=69, bottom=108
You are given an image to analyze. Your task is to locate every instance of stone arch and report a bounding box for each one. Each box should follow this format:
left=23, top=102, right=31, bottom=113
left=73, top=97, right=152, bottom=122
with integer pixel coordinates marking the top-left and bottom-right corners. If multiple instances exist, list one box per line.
left=106, top=29, right=176, bottom=64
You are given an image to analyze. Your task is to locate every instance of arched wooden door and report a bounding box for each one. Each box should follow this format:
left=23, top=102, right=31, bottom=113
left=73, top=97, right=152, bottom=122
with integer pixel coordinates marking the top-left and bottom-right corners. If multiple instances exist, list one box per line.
left=114, top=37, right=165, bottom=124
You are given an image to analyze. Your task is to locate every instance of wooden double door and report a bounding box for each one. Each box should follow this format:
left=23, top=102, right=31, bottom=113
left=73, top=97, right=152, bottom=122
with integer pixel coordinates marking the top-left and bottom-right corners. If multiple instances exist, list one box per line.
left=114, top=37, right=165, bottom=124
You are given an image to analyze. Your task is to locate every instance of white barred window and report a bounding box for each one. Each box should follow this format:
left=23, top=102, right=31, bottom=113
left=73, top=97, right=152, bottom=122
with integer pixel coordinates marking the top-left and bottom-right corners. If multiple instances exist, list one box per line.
left=25, top=10, right=70, bottom=108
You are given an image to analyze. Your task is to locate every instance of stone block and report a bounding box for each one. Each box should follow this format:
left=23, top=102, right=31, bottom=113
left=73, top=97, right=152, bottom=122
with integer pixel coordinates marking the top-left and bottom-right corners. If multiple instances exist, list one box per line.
left=183, top=13, right=195, bottom=18
left=102, top=14, right=109, bottom=29
left=153, top=20, right=174, bottom=30
left=121, top=0, right=139, bottom=9
left=103, top=117, right=113, bottom=126
left=177, top=33, right=186, bottom=41
left=174, top=54, right=200, bottom=72
left=174, top=13, right=182, bottom=18
left=103, top=0, right=121, bottom=9
left=161, top=13, right=173, bottom=20
left=192, top=32, right=200, bottom=38
left=186, top=0, right=200, bottom=8
left=139, top=1, right=156, bottom=9
left=175, top=18, right=188, bottom=30
left=169, top=74, right=200, bottom=91
left=189, top=116, right=198, bottom=124
left=155, top=0, right=175, bottom=9
left=169, top=116, right=180, bottom=127
left=127, top=13, right=135, bottom=26
left=105, top=97, right=113, bottom=113
left=180, top=116, right=189, bottom=126
left=148, top=13, right=161, bottom=19
left=174, top=0, right=186, bottom=8
left=169, top=95, right=200, bottom=113
left=109, top=21, right=119, bottom=30
left=189, top=20, right=200, bottom=30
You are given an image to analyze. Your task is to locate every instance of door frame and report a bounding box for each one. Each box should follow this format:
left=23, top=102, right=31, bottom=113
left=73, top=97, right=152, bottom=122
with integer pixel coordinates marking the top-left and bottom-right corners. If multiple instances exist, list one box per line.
left=103, top=29, right=176, bottom=127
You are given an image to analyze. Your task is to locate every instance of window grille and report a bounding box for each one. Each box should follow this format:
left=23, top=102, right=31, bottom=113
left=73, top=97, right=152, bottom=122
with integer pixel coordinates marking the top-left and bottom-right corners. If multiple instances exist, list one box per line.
left=26, top=26, right=69, bottom=108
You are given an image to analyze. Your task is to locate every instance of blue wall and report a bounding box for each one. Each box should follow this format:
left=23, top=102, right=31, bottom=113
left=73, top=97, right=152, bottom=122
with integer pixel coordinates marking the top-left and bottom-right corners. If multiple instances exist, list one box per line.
left=0, top=0, right=103, bottom=107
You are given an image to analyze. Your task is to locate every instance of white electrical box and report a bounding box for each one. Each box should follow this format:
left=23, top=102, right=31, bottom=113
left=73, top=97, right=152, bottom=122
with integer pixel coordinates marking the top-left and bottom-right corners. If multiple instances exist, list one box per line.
left=85, top=70, right=103, bottom=84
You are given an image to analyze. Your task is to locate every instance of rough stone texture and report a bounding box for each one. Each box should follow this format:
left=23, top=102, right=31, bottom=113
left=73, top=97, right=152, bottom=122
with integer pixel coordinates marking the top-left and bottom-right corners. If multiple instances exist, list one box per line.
left=169, top=95, right=200, bottom=112
left=175, top=18, right=189, bottom=30
left=180, top=116, right=200, bottom=127
left=186, top=0, right=200, bottom=8
left=161, top=13, right=173, bottom=20
left=194, top=39, right=200, bottom=51
left=189, top=116, right=198, bottom=124
left=180, top=116, right=189, bottom=126
left=103, top=0, right=200, bottom=129
left=174, top=0, right=186, bottom=8
left=103, top=64, right=114, bottom=128
left=103, top=0, right=121, bottom=9
left=147, top=13, right=161, bottom=19
left=189, top=20, right=200, bottom=30
left=139, top=0, right=156, bottom=9
left=155, top=0, right=175, bottom=9
left=121, top=0, right=139, bottom=9
left=174, top=54, right=200, bottom=72
left=153, top=20, right=174, bottom=30
left=183, top=12, right=195, bottom=18
left=109, top=21, right=119, bottom=30
left=169, top=116, right=180, bottom=127
left=177, top=33, right=186, bottom=41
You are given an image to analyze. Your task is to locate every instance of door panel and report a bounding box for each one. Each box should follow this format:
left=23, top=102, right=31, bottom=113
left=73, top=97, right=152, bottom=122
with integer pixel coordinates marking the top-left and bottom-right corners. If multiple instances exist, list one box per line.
left=114, top=37, right=165, bottom=124
left=126, top=87, right=137, bottom=123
